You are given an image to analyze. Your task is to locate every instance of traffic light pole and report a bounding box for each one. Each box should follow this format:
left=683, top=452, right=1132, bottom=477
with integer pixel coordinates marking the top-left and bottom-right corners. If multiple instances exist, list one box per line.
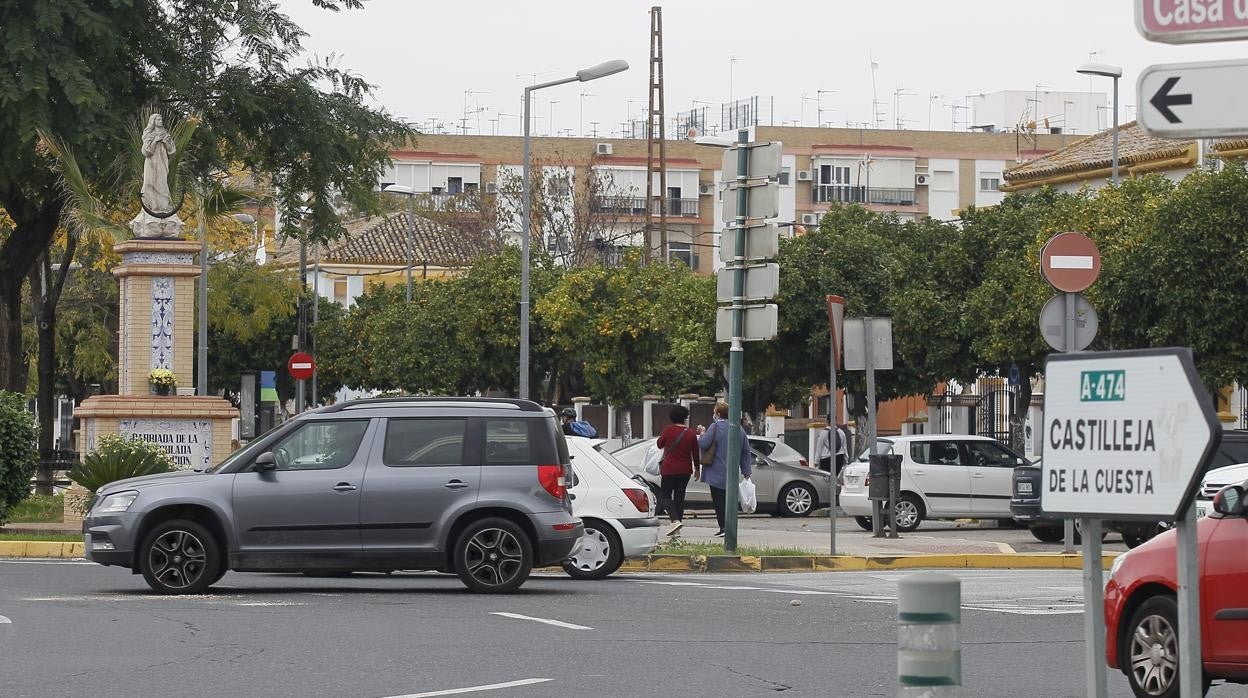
left=724, top=128, right=749, bottom=553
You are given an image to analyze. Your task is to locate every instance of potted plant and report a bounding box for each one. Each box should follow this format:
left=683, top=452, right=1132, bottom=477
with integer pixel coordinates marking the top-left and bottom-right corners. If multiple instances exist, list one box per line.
left=148, top=368, right=177, bottom=396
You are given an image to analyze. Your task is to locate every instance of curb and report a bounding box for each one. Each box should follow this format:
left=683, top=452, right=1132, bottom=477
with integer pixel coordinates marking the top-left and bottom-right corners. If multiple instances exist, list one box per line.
left=617, top=552, right=1119, bottom=573
left=0, top=542, right=1118, bottom=573
left=0, top=541, right=85, bottom=558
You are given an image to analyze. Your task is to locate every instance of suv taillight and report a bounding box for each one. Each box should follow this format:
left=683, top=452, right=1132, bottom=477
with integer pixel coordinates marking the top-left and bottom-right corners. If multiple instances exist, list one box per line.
left=622, top=487, right=649, bottom=513
left=538, top=464, right=568, bottom=500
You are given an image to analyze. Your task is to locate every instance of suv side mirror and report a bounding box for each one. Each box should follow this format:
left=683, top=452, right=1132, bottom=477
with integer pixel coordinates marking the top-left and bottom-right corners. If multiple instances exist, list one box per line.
left=1213, top=485, right=1246, bottom=517
left=254, top=452, right=278, bottom=472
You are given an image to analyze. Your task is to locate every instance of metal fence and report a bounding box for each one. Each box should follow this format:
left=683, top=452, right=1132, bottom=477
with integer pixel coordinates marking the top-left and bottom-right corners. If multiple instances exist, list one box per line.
left=976, top=387, right=1019, bottom=445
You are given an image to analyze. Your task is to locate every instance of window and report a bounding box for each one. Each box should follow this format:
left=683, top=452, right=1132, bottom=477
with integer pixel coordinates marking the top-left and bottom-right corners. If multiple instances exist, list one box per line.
left=778, top=167, right=791, bottom=186
left=383, top=419, right=466, bottom=466
left=267, top=420, right=369, bottom=470
left=933, top=170, right=955, bottom=191
left=334, top=279, right=348, bottom=304
left=979, top=175, right=1001, bottom=192
left=484, top=419, right=534, bottom=465
left=447, top=177, right=463, bottom=194
left=964, top=441, right=1018, bottom=468
left=911, top=441, right=964, bottom=466
left=547, top=174, right=571, bottom=200
left=670, top=242, right=693, bottom=268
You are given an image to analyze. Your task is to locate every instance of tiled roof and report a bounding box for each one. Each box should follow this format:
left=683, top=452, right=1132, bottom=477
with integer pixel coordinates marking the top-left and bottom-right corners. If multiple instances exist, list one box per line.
left=1005, top=123, right=1248, bottom=184
left=271, top=213, right=500, bottom=269
left=1004, top=121, right=1189, bottom=183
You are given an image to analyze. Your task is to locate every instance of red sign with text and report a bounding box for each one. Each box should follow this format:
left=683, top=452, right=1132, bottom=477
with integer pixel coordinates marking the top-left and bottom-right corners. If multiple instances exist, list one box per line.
left=1136, top=0, right=1248, bottom=43
left=287, top=352, right=316, bottom=381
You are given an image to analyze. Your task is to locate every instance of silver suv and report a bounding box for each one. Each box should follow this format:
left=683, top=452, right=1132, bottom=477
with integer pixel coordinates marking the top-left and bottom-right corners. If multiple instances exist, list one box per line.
left=83, top=398, right=583, bottom=594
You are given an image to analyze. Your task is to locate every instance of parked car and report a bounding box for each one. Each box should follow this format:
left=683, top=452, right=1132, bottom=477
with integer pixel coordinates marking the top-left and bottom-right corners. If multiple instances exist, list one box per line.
left=1105, top=481, right=1248, bottom=697
left=1196, top=461, right=1248, bottom=519
left=82, top=397, right=584, bottom=595
left=746, top=436, right=810, bottom=469
left=840, top=435, right=1027, bottom=532
left=1014, top=429, right=1248, bottom=547
left=611, top=437, right=832, bottom=517
left=562, top=437, right=659, bottom=579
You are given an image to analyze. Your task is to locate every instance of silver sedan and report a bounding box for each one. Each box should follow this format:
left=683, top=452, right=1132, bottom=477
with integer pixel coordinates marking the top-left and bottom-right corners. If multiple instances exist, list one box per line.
left=611, top=438, right=832, bottom=517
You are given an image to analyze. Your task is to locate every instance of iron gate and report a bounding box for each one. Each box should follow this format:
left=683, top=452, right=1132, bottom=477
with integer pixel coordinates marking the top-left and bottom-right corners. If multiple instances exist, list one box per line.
left=977, top=387, right=1019, bottom=445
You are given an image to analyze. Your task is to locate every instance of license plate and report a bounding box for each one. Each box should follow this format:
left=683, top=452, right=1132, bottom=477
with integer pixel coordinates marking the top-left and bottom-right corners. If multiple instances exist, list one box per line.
left=1017, top=482, right=1033, bottom=495
left=1197, top=502, right=1210, bottom=518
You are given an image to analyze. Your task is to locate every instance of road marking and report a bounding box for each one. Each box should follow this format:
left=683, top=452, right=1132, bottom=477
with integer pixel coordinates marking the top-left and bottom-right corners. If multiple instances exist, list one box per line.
left=1050, top=255, right=1094, bottom=269
left=489, top=612, right=592, bottom=631
left=0, top=615, right=10, bottom=624
left=382, top=677, right=553, bottom=697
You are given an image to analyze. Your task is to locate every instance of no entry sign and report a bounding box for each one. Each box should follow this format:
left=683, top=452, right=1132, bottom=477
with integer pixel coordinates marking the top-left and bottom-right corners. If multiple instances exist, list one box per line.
left=287, top=352, right=316, bottom=381
left=1041, top=232, right=1101, bottom=293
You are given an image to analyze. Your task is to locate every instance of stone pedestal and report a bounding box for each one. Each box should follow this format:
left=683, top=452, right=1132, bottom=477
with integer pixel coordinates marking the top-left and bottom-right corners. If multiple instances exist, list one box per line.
left=76, top=237, right=238, bottom=469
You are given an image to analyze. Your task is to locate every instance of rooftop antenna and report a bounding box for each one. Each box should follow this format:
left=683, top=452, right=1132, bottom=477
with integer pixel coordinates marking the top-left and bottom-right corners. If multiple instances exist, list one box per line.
left=893, top=86, right=916, bottom=130
left=870, top=56, right=882, bottom=129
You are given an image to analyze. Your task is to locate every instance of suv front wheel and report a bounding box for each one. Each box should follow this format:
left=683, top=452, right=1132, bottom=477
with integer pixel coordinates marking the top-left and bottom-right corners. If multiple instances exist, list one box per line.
left=139, top=519, right=222, bottom=595
left=454, top=518, right=533, bottom=593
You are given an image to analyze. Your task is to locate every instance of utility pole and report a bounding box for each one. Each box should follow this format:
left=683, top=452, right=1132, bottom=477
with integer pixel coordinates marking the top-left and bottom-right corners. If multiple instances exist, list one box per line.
left=644, top=6, right=668, bottom=263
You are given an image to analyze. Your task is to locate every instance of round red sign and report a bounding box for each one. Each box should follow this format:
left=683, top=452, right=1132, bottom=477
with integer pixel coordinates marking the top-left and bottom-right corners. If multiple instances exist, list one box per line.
left=1041, top=232, right=1101, bottom=293
left=287, top=351, right=316, bottom=381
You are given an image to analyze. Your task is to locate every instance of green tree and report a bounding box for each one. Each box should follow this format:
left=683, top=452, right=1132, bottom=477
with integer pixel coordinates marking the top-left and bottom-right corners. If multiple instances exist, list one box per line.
left=0, top=0, right=409, bottom=393
left=0, top=391, right=38, bottom=525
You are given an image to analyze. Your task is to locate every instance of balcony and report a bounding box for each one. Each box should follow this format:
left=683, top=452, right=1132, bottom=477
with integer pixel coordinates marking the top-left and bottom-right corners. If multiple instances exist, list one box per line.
left=593, top=196, right=700, bottom=217
left=812, top=185, right=916, bottom=206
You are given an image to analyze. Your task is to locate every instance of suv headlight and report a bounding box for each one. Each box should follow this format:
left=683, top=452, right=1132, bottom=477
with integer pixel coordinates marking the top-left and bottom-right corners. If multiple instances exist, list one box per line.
left=96, top=490, right=139, bottom=514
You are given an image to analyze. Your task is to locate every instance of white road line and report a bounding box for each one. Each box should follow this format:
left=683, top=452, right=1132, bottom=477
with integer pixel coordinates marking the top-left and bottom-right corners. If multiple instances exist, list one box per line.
left=634, top=580, right=706, bottom=586
left=382, top=677, right=553, bottom=698
left=0, top=615, right=11, bottom=624
left=489, top=612, right=592, bottom=631
left=1050, top=255, right=1094, bottom=269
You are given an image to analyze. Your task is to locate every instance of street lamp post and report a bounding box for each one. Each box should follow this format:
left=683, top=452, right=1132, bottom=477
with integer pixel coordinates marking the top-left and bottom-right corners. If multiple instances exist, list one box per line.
left=1077, top=62, right=1123, bottom=185
left=519, top=58, right=628, bottom=401
left=383, top=184, right=416, bottom=302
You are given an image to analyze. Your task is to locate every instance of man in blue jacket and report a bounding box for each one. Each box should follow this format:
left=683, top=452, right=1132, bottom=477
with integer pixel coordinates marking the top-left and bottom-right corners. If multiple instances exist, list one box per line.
left=696, top=401, right=753, bottom=537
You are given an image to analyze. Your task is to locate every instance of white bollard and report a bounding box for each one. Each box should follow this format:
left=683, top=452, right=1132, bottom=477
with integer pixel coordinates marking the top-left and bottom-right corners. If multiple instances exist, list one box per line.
left=897, top=572, right=961, bottom=697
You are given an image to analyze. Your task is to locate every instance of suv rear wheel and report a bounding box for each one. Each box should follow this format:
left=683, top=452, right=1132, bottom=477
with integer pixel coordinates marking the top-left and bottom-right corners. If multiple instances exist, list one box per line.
left=454, top=518, right=533, bottom=593
left=139, top=519, right=221, bottom=595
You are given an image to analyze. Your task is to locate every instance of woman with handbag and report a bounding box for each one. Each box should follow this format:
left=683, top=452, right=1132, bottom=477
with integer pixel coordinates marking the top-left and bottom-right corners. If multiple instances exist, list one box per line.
left=656, top=406, right=699, bottom=536
left=696, top=402, right=753, bottom=537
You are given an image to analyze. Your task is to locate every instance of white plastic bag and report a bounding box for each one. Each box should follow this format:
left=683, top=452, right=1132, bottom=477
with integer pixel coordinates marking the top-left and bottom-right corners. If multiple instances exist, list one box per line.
left=643, top=445, right=663, bottom=476
left=739, top=478, right=757, bottom=514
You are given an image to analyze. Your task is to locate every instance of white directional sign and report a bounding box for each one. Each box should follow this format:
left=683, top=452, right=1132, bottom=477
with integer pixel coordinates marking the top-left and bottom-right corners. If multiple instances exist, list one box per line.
left=715, top=304, right=778, bottom=342
left=1138, top=59, right=1248, bottom=138
left=720, top=223, right=780, bottom=263
left=716, top=263, right=779, bottom=302
left=1042, top=348, right=1219, bottom=519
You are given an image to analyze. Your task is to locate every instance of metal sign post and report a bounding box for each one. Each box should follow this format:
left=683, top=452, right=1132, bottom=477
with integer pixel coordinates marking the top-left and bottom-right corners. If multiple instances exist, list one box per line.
left=844, top=317, right=893, bottom=538
left=826, top=295, right=845, bottom=556
left=716, top=133, right=782, bottom=553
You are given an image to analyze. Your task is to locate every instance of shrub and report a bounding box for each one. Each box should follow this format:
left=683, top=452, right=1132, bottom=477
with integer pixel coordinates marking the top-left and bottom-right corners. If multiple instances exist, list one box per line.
left=0, top=391, right=39, bottom=525
left=68, top=434, right=176, bottom=496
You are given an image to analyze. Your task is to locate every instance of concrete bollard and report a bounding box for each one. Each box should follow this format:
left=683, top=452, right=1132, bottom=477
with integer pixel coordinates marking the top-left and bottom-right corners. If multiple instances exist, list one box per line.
left=897, top=572, right=961, bottom=697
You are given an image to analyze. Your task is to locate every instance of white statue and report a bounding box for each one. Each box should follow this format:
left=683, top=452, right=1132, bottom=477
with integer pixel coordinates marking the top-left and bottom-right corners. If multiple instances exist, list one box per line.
left=140, top=114, right=176, bottom=214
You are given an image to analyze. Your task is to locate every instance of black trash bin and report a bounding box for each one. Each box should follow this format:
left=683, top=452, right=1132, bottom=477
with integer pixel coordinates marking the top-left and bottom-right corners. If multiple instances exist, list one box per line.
left=868, top=454, right=901, bottom=501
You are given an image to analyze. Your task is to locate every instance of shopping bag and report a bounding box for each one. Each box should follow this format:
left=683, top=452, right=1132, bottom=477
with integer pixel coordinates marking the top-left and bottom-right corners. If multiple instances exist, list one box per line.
left=739, top=478, right=757, bottom=514
left=643, top=445, right=662, bottom=476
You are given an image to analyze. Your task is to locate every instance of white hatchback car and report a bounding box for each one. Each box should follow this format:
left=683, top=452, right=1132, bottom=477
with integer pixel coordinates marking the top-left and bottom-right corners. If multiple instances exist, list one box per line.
left=1196, top=461, right=1248, bottom=518
left=562, top=437, right=660, bottom=579
left=839, top=435, right=1027, bottom=532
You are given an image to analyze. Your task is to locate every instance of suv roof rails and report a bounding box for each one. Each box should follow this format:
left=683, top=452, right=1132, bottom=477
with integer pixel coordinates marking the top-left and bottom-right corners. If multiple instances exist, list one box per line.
left=320, top=396, right=544, bottom=414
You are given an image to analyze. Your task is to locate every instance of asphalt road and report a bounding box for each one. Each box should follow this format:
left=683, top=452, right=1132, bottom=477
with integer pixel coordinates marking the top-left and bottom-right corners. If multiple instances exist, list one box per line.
left=6, top=561, right=1234, bottom=698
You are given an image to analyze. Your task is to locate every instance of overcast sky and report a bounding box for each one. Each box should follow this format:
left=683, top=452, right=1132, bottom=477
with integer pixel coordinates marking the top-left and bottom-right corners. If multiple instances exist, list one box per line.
left=278, top=0, right=1248, bottom=137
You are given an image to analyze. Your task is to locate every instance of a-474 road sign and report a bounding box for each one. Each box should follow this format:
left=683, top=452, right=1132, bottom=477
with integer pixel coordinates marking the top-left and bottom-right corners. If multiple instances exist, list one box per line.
left=1041, top=348, right=1219, bottom=520
left=1138, top=59, right=1248, bottom=138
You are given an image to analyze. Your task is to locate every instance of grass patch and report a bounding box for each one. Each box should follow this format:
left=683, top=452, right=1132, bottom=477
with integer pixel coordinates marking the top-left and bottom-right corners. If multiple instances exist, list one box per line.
left=7, top=494, right=64, bottom=523
left=0, top=532, right=81, bottom=542
left=654, top=540, right=817, bottom=557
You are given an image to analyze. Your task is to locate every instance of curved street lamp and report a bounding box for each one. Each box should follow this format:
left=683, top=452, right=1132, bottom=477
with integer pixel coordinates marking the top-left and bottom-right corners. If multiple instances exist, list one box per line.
left=519, top=59, right=628, bottom=400
left=1077, top=62, right=1124, bottom=185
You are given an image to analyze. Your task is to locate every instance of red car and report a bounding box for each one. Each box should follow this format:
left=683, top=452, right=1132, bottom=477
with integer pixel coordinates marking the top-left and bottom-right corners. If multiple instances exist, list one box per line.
left=1105, top=483, right=1248, bottom=697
